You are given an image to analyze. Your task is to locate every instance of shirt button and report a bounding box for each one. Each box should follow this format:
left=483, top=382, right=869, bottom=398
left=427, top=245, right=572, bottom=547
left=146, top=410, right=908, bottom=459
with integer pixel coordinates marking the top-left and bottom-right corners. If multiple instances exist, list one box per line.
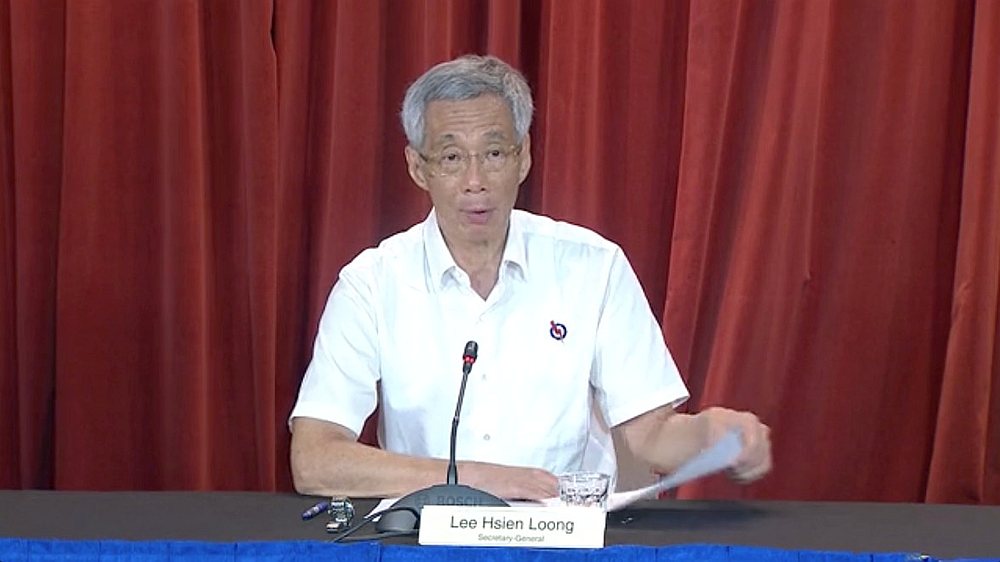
left=483, top=434, right=491, bottom=441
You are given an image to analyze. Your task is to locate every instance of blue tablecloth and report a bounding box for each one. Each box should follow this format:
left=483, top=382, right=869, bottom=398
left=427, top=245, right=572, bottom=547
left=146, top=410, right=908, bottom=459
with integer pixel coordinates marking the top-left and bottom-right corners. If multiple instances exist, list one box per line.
left=5, top=540, right=993, bottom=562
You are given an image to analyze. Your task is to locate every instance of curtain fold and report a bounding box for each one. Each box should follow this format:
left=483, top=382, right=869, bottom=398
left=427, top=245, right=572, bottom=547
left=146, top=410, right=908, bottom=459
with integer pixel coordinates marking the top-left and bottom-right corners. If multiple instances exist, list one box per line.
left=1, top=0, right=997, bottom=503
left=926, top=0, right=1000, bottom=504
left=2, top=0, right=67, bottom=489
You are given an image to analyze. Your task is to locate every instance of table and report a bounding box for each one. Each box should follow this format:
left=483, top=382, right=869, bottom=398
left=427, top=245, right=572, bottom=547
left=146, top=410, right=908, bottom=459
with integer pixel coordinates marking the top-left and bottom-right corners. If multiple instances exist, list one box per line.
left=1, top=491, right=998, bottom=559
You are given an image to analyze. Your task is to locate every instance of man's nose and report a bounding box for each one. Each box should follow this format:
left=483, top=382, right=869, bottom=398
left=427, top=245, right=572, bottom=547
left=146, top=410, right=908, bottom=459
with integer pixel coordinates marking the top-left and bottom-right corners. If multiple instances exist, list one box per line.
left=462, top=155, right=486, bottom=191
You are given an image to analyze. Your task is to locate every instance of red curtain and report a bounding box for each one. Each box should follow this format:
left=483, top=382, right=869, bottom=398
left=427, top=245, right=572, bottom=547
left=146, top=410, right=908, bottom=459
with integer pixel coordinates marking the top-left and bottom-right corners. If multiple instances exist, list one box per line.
left=2, top=0, right=997, bottom=503
left=925, top=0, right=1000, bottom=503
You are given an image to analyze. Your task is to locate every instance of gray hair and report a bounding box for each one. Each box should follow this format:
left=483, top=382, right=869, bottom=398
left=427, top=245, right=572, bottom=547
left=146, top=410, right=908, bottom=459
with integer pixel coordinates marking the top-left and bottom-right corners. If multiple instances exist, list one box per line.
left=400, top=54, right=534, bottom=148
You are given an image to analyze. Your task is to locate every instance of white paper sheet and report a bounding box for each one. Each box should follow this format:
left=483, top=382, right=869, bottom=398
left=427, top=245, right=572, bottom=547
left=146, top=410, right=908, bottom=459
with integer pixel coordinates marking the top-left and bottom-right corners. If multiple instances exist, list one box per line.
left=604, top=429, right=743, bottom=511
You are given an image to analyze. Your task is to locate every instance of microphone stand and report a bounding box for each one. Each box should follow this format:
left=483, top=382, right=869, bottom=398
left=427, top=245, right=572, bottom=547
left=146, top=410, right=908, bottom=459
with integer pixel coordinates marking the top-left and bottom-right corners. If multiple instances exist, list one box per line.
left=446, top=349, right=473, bottom=485
left=374, top=341, right=508, bottom=533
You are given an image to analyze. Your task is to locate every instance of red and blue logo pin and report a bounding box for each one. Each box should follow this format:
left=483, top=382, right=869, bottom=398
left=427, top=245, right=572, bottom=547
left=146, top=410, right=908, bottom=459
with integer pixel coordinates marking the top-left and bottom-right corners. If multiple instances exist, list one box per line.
left=549, top=320, right=567, bottom=341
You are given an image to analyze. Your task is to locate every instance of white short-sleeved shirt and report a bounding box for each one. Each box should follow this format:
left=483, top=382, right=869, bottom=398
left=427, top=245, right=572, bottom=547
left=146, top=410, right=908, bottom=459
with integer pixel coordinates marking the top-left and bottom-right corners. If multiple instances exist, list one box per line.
left=290, top=209, right=689, bottom=481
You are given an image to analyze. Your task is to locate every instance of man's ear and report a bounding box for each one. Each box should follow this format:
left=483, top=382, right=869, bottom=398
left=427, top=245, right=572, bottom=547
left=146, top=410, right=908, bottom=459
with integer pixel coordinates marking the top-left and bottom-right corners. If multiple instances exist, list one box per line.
left=517, top=134, right=532, bottom=184
left=405, top=145, right=430, bottom=192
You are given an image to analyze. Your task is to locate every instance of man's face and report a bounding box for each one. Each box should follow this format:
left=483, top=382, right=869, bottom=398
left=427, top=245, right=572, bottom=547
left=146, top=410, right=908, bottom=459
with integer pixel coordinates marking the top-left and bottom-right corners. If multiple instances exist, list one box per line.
left=405, top=95, right=531, bottom=251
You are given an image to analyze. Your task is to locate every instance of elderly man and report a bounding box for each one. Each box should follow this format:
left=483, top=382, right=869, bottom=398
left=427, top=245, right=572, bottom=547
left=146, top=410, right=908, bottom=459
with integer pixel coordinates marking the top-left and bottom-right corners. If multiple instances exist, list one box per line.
left=289, top=54, right=771, bottom=501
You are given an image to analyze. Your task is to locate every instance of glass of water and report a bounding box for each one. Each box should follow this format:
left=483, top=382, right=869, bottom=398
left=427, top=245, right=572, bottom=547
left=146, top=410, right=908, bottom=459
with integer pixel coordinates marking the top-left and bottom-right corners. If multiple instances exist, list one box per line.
left=558, top=471, right=610, bottom=509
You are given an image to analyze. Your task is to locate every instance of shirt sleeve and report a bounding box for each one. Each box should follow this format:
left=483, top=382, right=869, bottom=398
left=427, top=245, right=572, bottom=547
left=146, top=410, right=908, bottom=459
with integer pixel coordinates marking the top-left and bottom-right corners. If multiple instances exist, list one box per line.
left=590, top=248, right=689, bottom=428
left=288, top=268, right=381, bottom=438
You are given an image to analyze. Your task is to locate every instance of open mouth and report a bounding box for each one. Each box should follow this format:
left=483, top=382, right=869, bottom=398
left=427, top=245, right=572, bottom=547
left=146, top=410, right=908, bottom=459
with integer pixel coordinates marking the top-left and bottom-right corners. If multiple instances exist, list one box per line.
left=464, top=209, right=492, bottom=225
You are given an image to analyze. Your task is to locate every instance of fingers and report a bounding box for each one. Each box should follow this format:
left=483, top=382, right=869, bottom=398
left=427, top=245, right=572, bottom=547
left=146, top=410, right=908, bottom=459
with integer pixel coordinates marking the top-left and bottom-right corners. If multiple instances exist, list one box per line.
left=730, top=416, right=771, bottom=483
left=701, top=407, right=772, bottom=484
left=472, top=464, right=558, bottom=500
left=520, top=468, right=559, bottom=499
left=729, top=454, right=771, bottom=483
left=502, top=467, right=558, bottom=500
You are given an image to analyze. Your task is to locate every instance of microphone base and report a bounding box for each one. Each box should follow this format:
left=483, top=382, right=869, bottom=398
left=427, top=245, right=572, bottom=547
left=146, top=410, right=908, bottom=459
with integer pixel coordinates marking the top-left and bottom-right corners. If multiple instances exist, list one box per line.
left=375, top=484, right=508, bottom=533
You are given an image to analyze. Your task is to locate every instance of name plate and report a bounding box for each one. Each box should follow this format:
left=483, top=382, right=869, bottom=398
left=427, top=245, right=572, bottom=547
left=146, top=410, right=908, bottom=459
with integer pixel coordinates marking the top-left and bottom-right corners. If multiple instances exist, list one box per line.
left=418, top=505, right=606, bottom=548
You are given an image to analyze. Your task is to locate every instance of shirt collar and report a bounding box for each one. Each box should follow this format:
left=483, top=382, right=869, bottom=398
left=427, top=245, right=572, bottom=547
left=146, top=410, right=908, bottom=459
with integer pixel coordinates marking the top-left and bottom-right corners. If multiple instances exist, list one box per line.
left=422, top=209, right=529, bottom=291
left=501, top=210, right=528, bottom=282
left=423, top=209, right=456, bottom=289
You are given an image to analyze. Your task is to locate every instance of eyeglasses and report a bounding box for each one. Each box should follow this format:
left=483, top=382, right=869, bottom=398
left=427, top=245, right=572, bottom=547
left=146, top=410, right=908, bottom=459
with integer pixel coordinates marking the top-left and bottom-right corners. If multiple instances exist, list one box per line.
left=418, top=144, right=522, bottom=177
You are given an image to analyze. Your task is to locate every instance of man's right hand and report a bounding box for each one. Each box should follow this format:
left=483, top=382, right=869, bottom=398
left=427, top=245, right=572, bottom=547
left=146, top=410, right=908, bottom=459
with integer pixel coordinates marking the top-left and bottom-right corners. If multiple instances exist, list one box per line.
left=458, top=462, right=559, bottom=500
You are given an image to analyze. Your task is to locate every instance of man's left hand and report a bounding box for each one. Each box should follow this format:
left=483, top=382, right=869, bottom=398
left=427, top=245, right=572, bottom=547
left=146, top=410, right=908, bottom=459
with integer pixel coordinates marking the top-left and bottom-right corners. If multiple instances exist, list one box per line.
left=695, top=407, right=772, bottom=483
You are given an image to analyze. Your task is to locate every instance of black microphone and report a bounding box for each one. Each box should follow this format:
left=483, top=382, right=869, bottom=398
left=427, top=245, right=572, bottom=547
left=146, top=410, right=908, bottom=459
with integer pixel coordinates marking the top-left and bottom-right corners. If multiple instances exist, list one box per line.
left=375, top=340, right=508, bottom=533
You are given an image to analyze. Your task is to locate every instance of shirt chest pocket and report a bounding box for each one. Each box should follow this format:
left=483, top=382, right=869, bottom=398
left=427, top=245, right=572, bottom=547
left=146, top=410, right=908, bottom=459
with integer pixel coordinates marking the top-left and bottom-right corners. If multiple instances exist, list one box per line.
left=493, top=305, right=596, bottom=394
